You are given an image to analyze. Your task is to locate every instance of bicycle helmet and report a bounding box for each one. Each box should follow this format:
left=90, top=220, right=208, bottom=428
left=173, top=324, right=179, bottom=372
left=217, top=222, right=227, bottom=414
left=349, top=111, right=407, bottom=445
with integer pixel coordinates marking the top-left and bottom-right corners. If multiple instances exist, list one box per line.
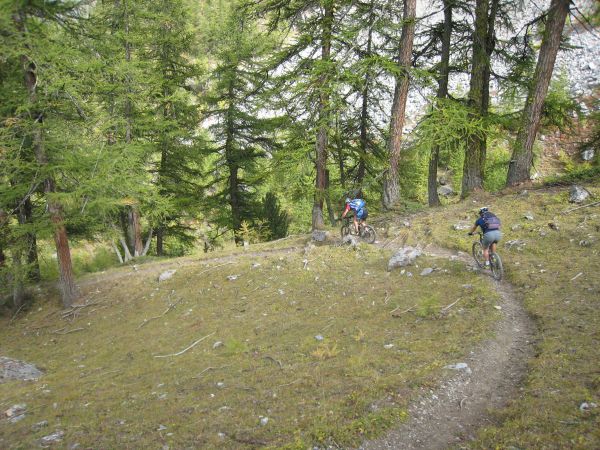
left=345, top=198, right=351, bottom=204
left=478, top=206, right=489, bottom=215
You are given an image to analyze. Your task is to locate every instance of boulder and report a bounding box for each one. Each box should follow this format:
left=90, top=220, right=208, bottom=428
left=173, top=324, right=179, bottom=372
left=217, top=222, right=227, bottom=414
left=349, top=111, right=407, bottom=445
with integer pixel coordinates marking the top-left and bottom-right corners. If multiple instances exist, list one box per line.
left=311, top=230, right=328, bottom=242
left=158, top=270, right=176, bottom=282
left=387, top=246, right=422, bottom=271
left=342, top=234, right=359, bottom=247
left=581, top=148, right=595, bottom=161
left=569, top=185, right=591, bottom=204
left=0, top=357, right=43, bottom=383
left=437, top=185, right=455, bottom=197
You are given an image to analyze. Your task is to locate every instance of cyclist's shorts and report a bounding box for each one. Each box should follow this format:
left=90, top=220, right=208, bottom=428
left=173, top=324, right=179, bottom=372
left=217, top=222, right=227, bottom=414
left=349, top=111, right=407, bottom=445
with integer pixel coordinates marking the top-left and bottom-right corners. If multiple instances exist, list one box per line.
left=356, top=208, right=368, bottom=220
left=483, top=230, right=501, bottom=247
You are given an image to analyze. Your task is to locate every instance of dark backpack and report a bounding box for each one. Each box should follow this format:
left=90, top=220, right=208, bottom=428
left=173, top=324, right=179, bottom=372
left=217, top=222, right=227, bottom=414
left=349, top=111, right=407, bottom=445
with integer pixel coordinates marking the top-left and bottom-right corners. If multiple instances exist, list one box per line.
left=483, top=212, right=501, bottom=230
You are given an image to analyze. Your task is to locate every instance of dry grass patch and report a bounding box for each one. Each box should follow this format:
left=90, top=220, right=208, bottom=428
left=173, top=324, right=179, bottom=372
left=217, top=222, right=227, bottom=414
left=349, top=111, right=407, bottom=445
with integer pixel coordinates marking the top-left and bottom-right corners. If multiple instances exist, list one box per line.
left=0, top=241, right=498, bottom=449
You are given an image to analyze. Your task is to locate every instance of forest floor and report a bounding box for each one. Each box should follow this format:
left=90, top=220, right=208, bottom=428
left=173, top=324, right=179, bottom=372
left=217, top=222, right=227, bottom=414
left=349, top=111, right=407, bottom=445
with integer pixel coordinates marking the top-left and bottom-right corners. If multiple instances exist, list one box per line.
left=1, top=183, right=599, bottom=449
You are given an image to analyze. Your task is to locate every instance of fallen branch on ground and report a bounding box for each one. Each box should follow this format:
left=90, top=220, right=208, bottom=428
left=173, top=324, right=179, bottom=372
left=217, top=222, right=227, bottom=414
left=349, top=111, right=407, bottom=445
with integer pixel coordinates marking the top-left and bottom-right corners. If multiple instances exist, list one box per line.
left=391, top=304, right=416, bottom=316
left=194, top=365, right=231, bottom=378
left=196, top=262, right=234, bottom=277
left=562, top=201, right=600, bottom=214
left=154, top=332, right=215, bottom=358
left=53, top=327, right=85, bottom=335
left=138, top=296, right=184, bottom=329
left=263, top=355, right=283, bottom=368
left=441, top=298, right=462, bottom=312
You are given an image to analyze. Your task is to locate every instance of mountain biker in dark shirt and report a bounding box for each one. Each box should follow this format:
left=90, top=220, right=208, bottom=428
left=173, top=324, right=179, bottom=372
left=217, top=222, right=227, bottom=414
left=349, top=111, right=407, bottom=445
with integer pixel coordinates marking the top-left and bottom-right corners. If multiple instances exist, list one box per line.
left=469, top=207, right=502, bottom=267
left=342, top=198, right=368, bottom=234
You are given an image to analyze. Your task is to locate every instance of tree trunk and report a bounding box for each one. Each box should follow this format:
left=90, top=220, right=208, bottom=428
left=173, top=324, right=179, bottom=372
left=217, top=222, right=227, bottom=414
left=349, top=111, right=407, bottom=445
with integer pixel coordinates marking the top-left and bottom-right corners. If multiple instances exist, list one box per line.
left=428, top=0, right=453, bottom=207
left=156, top=227, right=164, bottom=256
left=312, top=2, right=334, bottom=230
left=357, top=0, right=375, bottom=185
left=383, top=0, right=416, bottom=210
left=112, top=241, right=124, bottom=264
left=506, top=0, right=570, bottom=186
left=17, top=197, right=41, bottom=282
left=128, top=207, right=143, bottom=256
left=12, top=251, right=25, bottom=309
left=461, top=0, right=489, bottom=197
left=324, top=170, right=337, bottom=226
left=15, top=9, right=78, bottom=308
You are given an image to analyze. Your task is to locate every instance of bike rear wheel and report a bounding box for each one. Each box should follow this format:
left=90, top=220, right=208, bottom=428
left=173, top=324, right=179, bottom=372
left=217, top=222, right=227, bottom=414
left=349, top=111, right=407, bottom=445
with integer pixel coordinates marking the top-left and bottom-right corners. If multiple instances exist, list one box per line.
left=472, top=241, right=485, bottom=269
left=360, top=225, right=376, bottom=244
left=490, top=252, right=503, bottom=281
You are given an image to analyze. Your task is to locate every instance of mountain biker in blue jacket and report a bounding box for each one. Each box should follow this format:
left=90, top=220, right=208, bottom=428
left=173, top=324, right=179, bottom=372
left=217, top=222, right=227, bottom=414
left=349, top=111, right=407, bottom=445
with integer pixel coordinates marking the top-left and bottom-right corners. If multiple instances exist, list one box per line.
left=469, top=207, right=502, bottom=267
left=342, top=198, right=368, bottom=234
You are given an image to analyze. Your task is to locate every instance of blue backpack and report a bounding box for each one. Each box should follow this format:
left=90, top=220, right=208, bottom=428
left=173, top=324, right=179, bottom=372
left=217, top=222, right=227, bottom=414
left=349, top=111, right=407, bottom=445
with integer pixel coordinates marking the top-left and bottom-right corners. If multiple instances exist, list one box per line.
left=349, top=199, right=366, bottom=211
left=483, top=212, right=501, bottom=230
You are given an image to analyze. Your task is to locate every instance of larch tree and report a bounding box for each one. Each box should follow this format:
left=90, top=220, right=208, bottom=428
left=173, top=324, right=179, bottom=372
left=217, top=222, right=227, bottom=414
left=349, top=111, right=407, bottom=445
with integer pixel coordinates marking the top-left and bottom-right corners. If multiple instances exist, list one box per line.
left=506, top=0, right=571, bottom=186
left=383, top=0, right=417, bottom=210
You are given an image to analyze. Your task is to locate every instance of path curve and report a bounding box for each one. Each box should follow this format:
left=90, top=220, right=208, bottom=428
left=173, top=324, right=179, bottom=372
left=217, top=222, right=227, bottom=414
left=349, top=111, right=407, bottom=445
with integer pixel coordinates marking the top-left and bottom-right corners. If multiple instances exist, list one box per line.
left=360, top=244, right=535, bottom=449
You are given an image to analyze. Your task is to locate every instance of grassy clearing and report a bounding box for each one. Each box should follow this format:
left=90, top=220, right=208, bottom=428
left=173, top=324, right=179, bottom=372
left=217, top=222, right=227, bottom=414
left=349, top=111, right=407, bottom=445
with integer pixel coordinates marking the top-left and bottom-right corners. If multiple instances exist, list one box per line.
left=1, top=241, right=498, bottom=448
left=387, top=182, right=600, bottom=449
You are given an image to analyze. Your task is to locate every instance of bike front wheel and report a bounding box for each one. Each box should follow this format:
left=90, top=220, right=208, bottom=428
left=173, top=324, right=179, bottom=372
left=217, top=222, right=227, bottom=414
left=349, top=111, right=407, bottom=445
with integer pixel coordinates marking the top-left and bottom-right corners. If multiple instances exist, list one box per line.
left=341, top=224, right=350, bottom=238
left=472, top=241, right=485, bottom=269
left=360, top=225, right=376, bottom=244
left=490, top=252, right=503, bottom=281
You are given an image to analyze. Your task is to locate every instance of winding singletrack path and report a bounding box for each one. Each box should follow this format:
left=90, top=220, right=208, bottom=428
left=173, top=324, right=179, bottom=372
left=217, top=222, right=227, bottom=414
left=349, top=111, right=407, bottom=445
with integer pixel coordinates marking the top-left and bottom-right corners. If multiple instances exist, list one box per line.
left=360, top=244, right=535, bottom=449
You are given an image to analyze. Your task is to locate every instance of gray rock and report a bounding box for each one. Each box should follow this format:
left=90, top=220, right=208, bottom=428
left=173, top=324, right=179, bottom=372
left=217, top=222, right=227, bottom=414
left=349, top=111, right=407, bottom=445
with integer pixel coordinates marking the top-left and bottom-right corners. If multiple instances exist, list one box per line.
left=387, top=246, right=422, bottom=271
left=444, top=362, right=472, bottom=374
left=342, top=234, right=359, bottom=247
left=226, top=274, right=240, bottom=281
left=581, top=148, right=595, bottom=161
left=505, top=239, right=527, bottom=250
left=40, top=431, right=65, bottom=445
left=32, top=420, right=49, bottom=431
left=314, top=334, right=324, bottom=341
left=437, top=185, right=455, bottom=197
left=569, top=185, right=591, bottom=203
left=420, top=268, right=434, bottom=276
left=212, top=341, right=224, bottom=349
left=4, top=404, right=26, bottom=418
left=311, top=230, right=328, bottom=242
left=158, top=270, right=176, bottom=282
left=580, top=402, right=598, bottom=411
left=0, top=358, right=43, bottom=382
left=452, top=222, right=471, bottom=231
left=9, top=414, right=26, bottom=423
left=511, top=224, right=522, bottom=231
left=524, top=212, right=534, bottom=221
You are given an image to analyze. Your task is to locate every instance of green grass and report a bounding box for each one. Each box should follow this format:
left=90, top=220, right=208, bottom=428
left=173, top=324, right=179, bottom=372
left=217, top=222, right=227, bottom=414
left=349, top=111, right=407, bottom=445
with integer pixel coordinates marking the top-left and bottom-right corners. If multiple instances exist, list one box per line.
left=385, top=182, right=600, bottom=449
left=0, top=241, right=498, bottom=449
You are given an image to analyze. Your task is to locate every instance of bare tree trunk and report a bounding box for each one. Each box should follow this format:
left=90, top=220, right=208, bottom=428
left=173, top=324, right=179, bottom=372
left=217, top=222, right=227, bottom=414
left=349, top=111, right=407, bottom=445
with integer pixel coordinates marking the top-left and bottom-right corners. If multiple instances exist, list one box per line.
left=141, top=228, right=153, bottom=256
left=461, top=0, right=489, bottom=197
left=128, top=207, right=143, bottom=256
left=428, top=0, right=453, bottom=207
left=15, top=9, right=78, bottom=308
left=12, top=251, right=25, bottom=309
left=357, top=0, right=375, bottom=185
left=506, top=0, right=570, bottom=186
left=112, top=241, right=124, bottom=264
left=156, top=227, right=164, bottom=256
left=383, top=0, right=416, bottom=210
left=312, top=2, right=334, bottom=230
left=17, top=197, right=41, bottom=282
left=120, top=237, right=133, bottom=262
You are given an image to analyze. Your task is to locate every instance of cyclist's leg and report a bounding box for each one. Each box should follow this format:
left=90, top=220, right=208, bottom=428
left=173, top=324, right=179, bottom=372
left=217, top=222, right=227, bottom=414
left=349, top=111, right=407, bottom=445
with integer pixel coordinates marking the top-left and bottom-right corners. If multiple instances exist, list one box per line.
left=353, top=216, right=359, bottom=233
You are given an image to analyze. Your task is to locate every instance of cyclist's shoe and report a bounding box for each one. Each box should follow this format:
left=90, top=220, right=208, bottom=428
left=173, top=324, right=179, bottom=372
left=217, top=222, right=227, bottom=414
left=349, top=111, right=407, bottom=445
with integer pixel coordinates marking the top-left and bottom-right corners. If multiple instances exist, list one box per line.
left=485, top=261, right=490, bottom=268
left=468, top=232, right=473, bottom=236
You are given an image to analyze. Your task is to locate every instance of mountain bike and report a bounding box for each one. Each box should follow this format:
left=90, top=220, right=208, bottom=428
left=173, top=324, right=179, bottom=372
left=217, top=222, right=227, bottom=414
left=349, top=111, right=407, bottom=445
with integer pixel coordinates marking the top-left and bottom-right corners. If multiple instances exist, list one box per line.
left=341, top=216, right=376, bottom=244
left=471, top=231, right=503, bottom=281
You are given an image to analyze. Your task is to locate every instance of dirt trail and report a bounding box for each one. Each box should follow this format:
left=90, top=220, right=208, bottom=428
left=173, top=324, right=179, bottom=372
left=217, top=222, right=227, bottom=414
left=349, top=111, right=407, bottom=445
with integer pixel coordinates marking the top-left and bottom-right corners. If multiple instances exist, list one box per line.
left=360, top=244, right=535, bottom=449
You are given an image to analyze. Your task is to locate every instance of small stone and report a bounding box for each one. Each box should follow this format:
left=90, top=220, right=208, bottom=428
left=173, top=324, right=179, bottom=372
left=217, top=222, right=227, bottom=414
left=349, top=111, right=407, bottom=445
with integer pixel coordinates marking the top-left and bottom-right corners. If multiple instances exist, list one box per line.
left=32, top=420, right=49, bottom=431
left=438, top=185, right=455, bottom=197
left=226, top=274, right=240, bottom=281
left=581, top=148, right=595, bottom=161
left=524, top=213, right=534, bottom=221
left=462, top=284, right=473, bottom=289
left=569, top=185, right=591, bottom=203
left=218, top=432, right=226, bottom=439
left=4, top=404, right=26, bottom=417
left=315, top=335, right=324, bottom=341
left=158, top=270, right=176, bottom=282
left=444, top=362, right=472, bottom=374
left=278, top=289, right=285, bottom=295
left=494, top=305, right=502, bottom=310
left=511, top=224, right=522, bottom=231
left=312, top=230, right=328, bottom=242
left=40, top=431, right=65, bottom=445
left=9, top=414, right=26, bottom=423
left=157, top=424, right=167, bottom=431
left=383, top=344, right=394, bottom=349
left=260, top=417, right=269, bottom=426
left=452, top=222, right=471, bottom=231
left=420, top=268, right=434, bottom=276
left=216, top=382, right=225, bottom=388
left=251, top=263, right=261, bottom=269
left=213, top=341, right=224, bottom=349
left=580, top=402, right=598, bottom=411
